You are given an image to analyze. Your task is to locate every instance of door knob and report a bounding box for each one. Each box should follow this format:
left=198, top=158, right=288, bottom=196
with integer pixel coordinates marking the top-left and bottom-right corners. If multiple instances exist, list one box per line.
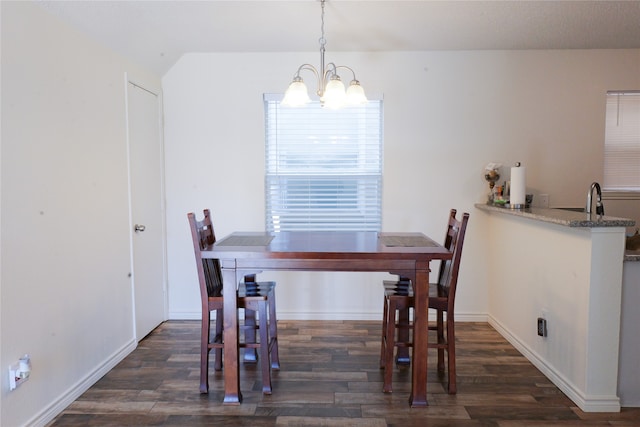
left=134, top=224, right=146, bottom=233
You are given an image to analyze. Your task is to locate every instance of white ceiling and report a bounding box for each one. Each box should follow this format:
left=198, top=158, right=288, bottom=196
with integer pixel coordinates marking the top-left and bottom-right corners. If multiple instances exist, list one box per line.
left=36, top=0, right=640, bottom=75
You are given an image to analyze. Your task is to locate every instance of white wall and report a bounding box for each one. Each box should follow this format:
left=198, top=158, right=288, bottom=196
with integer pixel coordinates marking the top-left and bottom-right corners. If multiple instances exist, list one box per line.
left=1, top=3, right=160, bottom=426
left=162, top=49, right=640, bottom=320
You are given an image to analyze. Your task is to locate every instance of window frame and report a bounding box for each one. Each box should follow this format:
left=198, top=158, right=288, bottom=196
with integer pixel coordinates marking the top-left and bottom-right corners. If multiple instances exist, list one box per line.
left=264, top=94, right=384, bottom=232
left=603, top=90, right=640, bottom=195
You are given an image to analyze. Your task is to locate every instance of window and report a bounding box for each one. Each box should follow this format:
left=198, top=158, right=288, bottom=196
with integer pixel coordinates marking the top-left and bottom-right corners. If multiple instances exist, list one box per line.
left=264, top=95, right=383, bottom=232
left=604, top=91, right=640, bottom=192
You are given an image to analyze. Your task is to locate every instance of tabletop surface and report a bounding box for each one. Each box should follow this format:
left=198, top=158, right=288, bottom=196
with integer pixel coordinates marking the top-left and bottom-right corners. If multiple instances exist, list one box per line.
left=210, top=231, right=450, bottom=258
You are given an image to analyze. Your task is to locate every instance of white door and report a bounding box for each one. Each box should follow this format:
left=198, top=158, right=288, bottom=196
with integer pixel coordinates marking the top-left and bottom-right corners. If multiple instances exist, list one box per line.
left=127, top=80, right=166, bottom=341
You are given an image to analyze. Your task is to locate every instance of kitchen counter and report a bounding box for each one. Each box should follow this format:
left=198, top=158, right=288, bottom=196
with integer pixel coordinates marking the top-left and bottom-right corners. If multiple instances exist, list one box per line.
left=475, top=203, right=635, bottom=228
left=477, top=202, right=629, bottom=411
left=475, top=204, right=638, bottom=261
left=625, top=250, right=640, bottom=262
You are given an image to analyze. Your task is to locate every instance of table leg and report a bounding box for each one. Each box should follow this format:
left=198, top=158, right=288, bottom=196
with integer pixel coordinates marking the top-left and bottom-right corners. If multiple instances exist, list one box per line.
left=222, top=267, right=242, bottom=405
left=410, top=262, right=430, bottom=407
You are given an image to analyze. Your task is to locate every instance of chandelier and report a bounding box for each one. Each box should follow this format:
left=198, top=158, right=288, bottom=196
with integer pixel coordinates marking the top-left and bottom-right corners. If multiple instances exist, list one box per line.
left=282, top=0, right=367, bottom=109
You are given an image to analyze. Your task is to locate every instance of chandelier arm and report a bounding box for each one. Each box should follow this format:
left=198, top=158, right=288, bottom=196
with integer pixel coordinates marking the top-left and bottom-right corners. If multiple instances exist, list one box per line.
left=322, top=62, right=338, bottom=87
left=294, top=63, right=319, bottom=78
left=294, top=64, right=323, bottom=97
left=333, top=65, right=358, bottom=82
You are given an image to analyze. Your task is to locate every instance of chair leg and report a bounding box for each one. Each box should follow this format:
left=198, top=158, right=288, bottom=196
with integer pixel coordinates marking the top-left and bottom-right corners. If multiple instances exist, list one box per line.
left=446, top=311, right=457, bottom=394
left=436, top=308, right=445, bottom=372
left=200, top=309, right=210, bottom=394
left=379, top=294, right=389, bottom=369
left=214, top=308, right=223, bottom=371
left=243, top=276, right=259, bottom=363
left=268, top=289, right=280, bottom=370
left=383, top=298, right=397, bottom=393
left=243, top=309, right=258, bottom=363
left=396, top=308, right=411, bottom=365
left=258, top=301, right=272, bottom=394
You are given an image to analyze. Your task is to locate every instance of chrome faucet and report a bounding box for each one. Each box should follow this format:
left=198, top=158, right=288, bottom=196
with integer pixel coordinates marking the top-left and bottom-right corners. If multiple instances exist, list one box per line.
left=586, top=182, right=605, bottom=215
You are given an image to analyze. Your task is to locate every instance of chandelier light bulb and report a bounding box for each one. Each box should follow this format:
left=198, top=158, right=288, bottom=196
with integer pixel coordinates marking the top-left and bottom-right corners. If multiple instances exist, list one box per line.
left=322, top=76, right=347, bottom=109
left=282, top=78, right=311, bottom=107
left=346, top=80, right=368, bottom=105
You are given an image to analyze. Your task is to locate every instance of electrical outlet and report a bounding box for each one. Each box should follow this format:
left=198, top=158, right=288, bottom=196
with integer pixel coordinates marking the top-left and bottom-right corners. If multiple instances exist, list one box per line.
left=537, top=317, right=547, bottom=337
left=8, top=355, right=31, bottom=391
left=539, top=193, right=549, bottom=208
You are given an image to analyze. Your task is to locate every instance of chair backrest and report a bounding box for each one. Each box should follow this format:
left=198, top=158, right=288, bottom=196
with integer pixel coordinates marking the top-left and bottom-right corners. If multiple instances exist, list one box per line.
left=436, top=209, right=470, bottom=307
left=187, top=209, right=223, bottom=300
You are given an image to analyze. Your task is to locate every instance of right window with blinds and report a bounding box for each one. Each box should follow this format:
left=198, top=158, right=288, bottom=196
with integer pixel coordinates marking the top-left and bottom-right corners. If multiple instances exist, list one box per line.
left=604, top=91, right=640, bottom=192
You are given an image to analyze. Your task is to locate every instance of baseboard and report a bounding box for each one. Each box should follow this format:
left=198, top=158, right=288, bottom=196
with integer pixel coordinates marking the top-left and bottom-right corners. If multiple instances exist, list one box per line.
left=169, top=310, right=384, bottom=321
left=27, top=339, right=138, bottom=427
left=620, top=397, right=640, bottom=407
left=169, top=310, right=488, bottom=322
left=488, top=315, right=621, bottom=413
left=168, top=311, right=201, bottom=320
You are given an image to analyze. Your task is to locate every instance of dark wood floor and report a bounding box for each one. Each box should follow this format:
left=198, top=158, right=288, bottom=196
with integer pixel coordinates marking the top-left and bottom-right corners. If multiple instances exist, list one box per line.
left=49, top=320, right=639, bottom=426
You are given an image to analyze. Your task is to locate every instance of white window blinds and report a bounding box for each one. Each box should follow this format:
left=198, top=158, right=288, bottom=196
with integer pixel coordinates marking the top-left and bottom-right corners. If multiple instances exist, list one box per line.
left=264, top=95, right=383, bottom=232
left=604, top=91, right=640, bottom=191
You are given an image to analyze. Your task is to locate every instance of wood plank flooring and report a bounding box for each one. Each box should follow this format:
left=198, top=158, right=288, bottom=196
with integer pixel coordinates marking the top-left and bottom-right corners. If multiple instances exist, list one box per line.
left=49, top=320, right=640, bottom=426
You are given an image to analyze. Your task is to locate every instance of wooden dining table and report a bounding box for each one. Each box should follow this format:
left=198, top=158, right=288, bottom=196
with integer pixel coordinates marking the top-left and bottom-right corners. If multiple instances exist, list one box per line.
left=204, top=230, right=452, bottom=407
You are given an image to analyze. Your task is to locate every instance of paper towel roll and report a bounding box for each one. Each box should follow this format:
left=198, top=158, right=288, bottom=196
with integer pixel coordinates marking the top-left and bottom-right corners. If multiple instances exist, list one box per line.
left=510, top=164, right=526, bottom=206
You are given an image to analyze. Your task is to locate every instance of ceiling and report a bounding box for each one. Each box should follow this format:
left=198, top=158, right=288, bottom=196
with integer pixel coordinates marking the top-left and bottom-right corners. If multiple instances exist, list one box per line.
left=36, top=0, right=640, bottom=75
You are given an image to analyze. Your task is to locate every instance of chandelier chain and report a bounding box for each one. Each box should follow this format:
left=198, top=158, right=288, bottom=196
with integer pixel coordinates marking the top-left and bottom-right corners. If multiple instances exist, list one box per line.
left=319, top=0, right=326, bottom=50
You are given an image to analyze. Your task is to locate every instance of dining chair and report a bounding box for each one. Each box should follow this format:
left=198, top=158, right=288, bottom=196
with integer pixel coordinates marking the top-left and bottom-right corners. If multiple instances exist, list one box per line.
left=379, top=209, right=469, bottom=394
left=188, top=210, right=279, bottom=395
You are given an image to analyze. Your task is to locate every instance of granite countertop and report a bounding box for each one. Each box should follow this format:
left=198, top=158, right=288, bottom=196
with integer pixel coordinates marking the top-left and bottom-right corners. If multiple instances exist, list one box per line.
left=475, top=203, right=639, bottom=261
left=475, top=203, right=635, bottom=228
